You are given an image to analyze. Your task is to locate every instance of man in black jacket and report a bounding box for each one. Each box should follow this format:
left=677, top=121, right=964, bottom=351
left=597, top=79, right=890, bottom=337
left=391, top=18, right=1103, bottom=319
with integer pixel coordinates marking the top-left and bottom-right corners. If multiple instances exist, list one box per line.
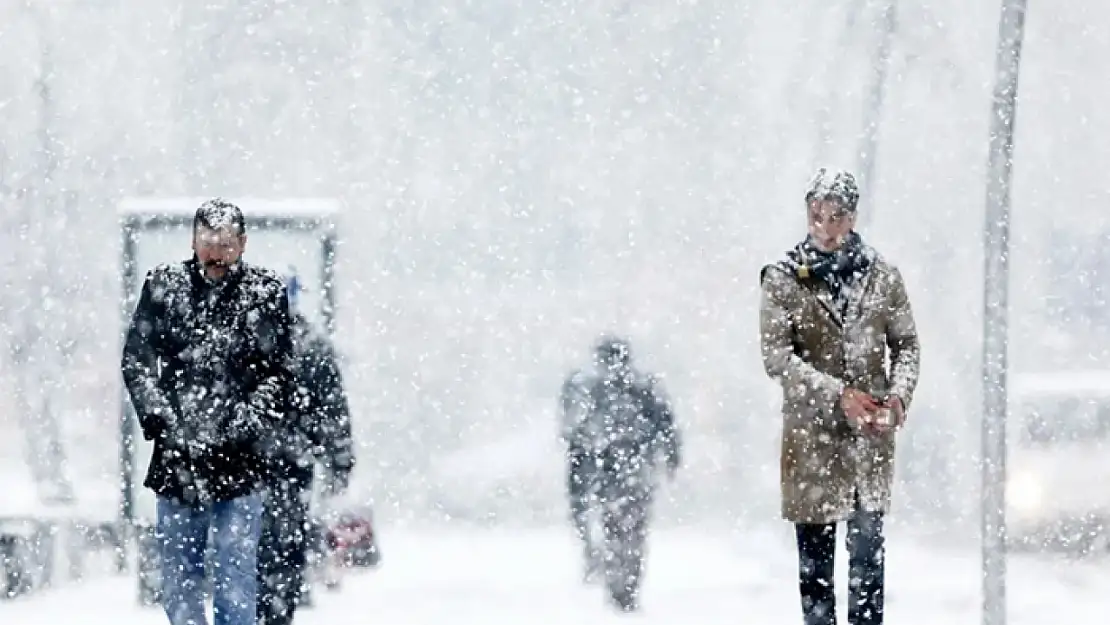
left=565, top=336, right=681, bottom=613
left=257, top=273, right=355, bottom=625
left=121, top=198, right=293, bottom=625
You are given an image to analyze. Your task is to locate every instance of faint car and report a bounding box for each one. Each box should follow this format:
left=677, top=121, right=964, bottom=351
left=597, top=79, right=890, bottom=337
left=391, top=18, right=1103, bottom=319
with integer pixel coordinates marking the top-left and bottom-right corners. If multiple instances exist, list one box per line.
left=1006, top=370, right=1110, bottom=553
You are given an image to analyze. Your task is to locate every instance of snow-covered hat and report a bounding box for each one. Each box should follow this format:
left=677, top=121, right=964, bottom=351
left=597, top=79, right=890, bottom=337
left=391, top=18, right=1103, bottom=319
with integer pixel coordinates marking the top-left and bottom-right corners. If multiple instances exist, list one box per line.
left=594, top=334, right=632, bottom=367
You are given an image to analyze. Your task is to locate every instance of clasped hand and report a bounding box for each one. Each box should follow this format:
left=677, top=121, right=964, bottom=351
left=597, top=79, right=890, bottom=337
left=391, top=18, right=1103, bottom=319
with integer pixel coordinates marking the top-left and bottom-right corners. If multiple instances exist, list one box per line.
left=840, top=388, right=904, bottom=435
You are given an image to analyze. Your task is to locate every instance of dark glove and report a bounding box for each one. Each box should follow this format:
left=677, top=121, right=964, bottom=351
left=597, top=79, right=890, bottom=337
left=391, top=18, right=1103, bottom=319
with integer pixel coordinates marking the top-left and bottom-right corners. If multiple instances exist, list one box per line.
left=138, top=401, right=179, bottom=442
left=322, top=465, right=351, bottom=496
left=666, top=457, right=679, bottom=480
left=225, top=403, right=266, bottom=445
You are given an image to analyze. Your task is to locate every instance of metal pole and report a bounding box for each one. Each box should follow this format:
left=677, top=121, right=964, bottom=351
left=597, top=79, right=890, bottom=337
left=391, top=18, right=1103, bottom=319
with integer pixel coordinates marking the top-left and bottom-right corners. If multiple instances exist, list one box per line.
left=177, top=0, right=204, bottom=193
left=118, top=217, right=138, bottom=574
left=855, top=0, right=897, bottom=229
left=322, top=228, right=338, bottom=338
left=982, top=1, right=1026, bottom=624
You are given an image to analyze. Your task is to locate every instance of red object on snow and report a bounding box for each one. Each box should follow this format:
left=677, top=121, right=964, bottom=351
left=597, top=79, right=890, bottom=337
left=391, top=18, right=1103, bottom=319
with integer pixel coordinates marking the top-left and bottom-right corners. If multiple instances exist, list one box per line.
left=328, top=517, right=372, bottom=549
left=323, top=513, right=381, bottom=568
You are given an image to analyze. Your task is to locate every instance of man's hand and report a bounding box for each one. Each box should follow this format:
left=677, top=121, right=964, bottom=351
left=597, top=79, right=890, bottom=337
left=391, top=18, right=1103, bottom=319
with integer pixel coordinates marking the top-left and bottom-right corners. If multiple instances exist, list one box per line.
left=871, top=395, right=906, bottom=435
left=323, top=466, right=351, bottom=496
left=225, top=403, right=266, bottom=444
left=841, top=387, right=881, bottom=430
left=138, top=398, right=179, bottom=442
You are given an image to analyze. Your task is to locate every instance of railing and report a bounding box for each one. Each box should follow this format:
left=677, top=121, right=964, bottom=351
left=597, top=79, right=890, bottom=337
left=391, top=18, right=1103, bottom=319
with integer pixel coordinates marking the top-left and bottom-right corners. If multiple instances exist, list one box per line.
left=0, top=516, right=122, bottom=600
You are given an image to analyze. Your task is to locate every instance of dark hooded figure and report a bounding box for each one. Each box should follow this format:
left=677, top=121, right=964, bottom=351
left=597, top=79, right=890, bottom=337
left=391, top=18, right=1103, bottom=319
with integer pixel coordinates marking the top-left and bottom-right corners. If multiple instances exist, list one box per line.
left=562, top=335, right=681, bottom=612
left=256, top=272, right=355, bottom=625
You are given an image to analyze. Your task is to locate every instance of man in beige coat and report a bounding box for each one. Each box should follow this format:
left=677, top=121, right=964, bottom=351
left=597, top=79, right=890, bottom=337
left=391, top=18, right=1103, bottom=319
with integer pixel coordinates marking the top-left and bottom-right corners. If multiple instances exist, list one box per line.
left=759, top=168, right=920, bottom=625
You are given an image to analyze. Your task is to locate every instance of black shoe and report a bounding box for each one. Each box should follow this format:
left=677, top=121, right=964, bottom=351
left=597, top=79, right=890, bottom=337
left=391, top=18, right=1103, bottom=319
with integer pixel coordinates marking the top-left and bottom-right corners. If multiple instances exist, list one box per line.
left=609, top=589, right=639, bottom=613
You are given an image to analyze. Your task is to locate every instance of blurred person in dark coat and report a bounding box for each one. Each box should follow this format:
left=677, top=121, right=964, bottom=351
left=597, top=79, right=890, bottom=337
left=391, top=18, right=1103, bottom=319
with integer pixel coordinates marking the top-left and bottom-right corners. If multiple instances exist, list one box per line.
left=256, top=271, right=355, bottom=625
left=562, top=335, right=681, bottom=612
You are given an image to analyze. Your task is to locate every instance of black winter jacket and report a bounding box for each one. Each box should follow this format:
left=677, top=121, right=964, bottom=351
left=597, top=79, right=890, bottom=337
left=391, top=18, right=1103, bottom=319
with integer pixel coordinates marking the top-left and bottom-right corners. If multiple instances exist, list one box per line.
left=268, top=314, right=356, bottom=491
left=562, top=366, right=682, bottom=489
left=121, top=257, right=293, bottom=505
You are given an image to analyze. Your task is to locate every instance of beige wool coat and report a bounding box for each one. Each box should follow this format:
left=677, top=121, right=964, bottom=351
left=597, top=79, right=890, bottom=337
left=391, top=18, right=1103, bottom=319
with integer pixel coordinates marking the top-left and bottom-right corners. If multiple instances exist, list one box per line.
left=759, top=251, right=920, bottom=524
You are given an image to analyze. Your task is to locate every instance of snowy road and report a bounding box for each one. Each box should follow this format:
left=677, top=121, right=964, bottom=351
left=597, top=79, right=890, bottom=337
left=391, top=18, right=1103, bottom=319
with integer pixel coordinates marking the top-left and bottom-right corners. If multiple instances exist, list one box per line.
left=3, top=525, right=1108, bottom=624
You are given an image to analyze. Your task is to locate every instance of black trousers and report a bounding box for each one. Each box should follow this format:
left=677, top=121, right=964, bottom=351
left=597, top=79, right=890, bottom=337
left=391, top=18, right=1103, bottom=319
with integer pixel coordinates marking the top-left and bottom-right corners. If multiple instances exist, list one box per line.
left=794, top=506, right=885, bottom=625
left=599, top=481, right=651, bottom=611
left=257, top=481, right=311, bottom=625
left=567, top=447, right=600, bottom=566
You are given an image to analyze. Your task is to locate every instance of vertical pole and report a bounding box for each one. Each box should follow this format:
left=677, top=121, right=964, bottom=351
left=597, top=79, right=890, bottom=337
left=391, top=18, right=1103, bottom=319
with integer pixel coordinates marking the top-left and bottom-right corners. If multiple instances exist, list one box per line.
left=118, top=217, right=138, bottom=574
left=177, top=0, right=202, bottom=193
left=322, top=226, right=338, bottom=338
left=982, top=1, right=1027, bottom=624
left=855, top=0, right=897, bottom=229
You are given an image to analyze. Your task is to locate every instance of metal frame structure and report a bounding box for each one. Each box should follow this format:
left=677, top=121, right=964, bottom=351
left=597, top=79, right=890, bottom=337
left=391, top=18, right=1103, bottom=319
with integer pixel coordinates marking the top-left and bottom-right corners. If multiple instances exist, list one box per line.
left=115, top=197, right=341, bottom=574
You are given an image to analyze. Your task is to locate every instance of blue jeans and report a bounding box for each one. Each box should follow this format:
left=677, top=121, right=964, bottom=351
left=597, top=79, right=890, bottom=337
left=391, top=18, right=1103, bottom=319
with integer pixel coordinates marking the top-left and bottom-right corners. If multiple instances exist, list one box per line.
left=157, top=493, right=263, bottom=625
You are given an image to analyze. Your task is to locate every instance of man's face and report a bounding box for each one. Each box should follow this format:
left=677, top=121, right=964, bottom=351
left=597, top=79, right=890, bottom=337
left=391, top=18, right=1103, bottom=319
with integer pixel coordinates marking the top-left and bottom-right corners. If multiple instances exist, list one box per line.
left=807, top=198, right=855, bottom=252
left=192, top=225, right=246, bottom=281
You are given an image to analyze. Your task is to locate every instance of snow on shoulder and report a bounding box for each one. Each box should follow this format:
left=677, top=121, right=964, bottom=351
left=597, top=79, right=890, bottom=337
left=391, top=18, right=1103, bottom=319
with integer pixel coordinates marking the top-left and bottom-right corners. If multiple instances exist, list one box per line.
left=117, top=197, right=342, bottom=220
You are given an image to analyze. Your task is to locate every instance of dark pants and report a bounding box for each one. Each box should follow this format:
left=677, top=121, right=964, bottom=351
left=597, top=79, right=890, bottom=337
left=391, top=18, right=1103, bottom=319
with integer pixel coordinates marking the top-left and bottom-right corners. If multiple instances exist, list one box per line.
left=599, top=481, right=651, bottom=611
left=794, top=506, right=885, bottom=625
left=257, top=481, right=310, bottom=625
left=567, top=447, right=600, bottom=570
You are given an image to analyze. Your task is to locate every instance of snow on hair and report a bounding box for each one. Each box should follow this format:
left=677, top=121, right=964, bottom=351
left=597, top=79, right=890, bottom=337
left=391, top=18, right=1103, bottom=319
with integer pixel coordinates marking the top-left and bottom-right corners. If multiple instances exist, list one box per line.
left=804, top=167, right=860, bottom=212
left=194, top=198, right=245, bottom=235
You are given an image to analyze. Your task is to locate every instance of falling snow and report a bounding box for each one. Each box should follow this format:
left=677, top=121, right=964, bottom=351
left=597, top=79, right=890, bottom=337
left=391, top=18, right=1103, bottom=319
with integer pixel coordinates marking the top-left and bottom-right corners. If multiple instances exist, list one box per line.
left=2, top=0, right=1110, bottom=622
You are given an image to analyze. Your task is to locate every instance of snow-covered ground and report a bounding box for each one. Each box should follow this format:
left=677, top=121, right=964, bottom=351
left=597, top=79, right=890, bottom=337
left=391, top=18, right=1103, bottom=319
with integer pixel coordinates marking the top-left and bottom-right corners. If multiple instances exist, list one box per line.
left=2, top=524, right=1108, bottom=624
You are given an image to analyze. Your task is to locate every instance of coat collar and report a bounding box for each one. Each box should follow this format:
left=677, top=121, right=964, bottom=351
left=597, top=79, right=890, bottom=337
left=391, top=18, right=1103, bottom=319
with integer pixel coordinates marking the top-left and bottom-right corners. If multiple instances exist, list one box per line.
left=784, top=249, right=881, bottom=330
left=794, top=256, right=879, bottom=333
